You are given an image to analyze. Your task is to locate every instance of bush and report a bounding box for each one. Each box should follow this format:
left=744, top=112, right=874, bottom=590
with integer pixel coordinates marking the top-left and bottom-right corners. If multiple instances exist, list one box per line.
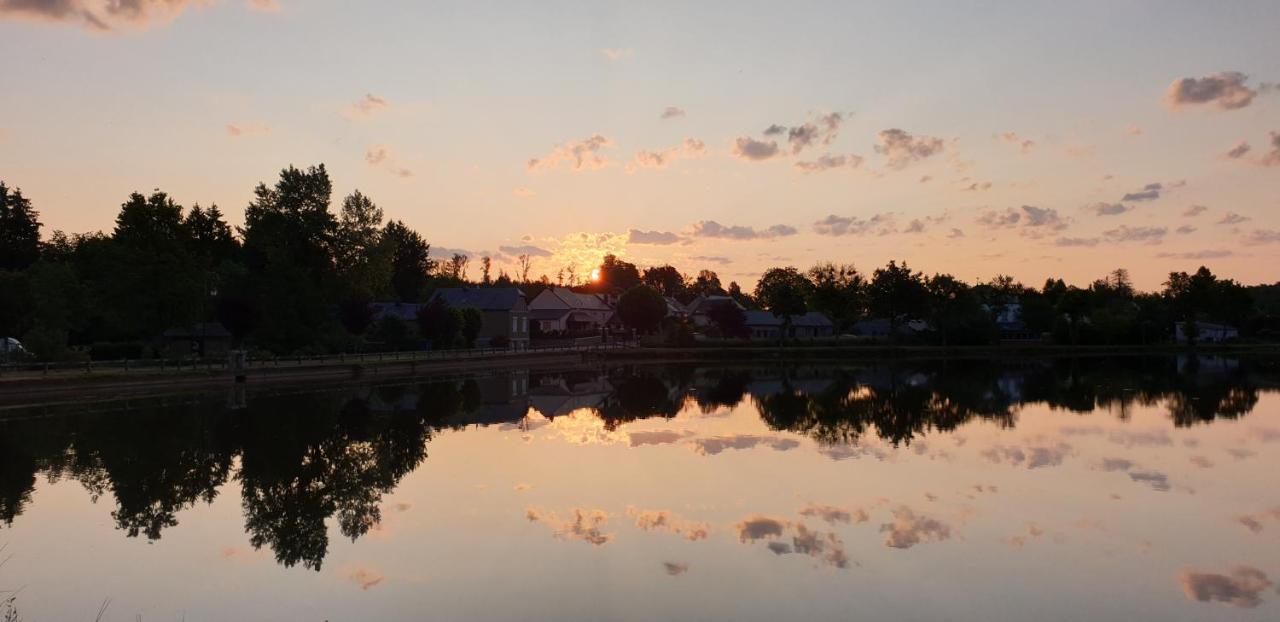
left=89, top=341, right=147, bottom=361
left=490, top=335, right=510, bottom=349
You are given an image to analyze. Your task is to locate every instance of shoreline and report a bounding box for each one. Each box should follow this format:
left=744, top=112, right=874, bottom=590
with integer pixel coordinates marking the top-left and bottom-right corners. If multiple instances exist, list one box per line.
left=2, top=343, right=1277, bottom=413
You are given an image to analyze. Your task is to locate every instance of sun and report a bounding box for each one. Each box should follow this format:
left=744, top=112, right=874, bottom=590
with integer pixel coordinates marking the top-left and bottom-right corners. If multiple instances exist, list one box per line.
left=589, top=267, right=602, bottom=282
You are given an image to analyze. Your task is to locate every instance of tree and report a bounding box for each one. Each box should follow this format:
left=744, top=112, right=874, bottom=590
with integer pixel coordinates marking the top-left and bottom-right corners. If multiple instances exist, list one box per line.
left=334, top=191, right=390, bottom=299
left=516, top=254, right=533, bottom=283
left=417, top=299, right=460, bottom=349
left=459, top=308, right=482, bottom=346
left=867, top=261, right=928, bottom=338
left=598, top=254, right=641, bottom=292
left=382, top=220, right=432, bottom=302
left=0, top=183, right=42, bottom=271
left=480, top=256, right=492, bottom=285
left=617, top=285, right=667, bottom=333
left=692, top=270, right=725, bottom=297
left=107, top=191, right=204, bottom=339
left=806, top=262, right=863, bottom=330
left=925, top=273, right=992, bottom=345
left=754, top=267, right=811, bottom=342
left=706, top=300, right=748, bottom=338
left=444, top=254, right=469, bottom=281
left=240, top=165, right=338, bottom=352
left=643, top=265, right=686, bottom=298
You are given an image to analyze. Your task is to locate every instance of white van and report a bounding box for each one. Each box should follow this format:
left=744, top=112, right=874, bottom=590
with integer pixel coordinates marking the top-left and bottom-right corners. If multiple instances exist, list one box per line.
left=1, top=337, right=26, bottom=361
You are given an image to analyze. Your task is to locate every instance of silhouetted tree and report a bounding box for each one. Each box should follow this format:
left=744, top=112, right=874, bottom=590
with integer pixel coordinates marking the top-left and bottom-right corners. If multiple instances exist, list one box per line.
left=617, top=284, right=667, bottom=333
left=867, top=261, right=928, bottom=338
left=0, top=182, right=41, bottom=271
left=755, top=267, right=811, bottom=341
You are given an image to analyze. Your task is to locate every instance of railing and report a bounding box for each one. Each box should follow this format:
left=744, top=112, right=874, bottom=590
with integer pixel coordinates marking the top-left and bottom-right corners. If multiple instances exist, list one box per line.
left=0, top=340, right=638, bottom=379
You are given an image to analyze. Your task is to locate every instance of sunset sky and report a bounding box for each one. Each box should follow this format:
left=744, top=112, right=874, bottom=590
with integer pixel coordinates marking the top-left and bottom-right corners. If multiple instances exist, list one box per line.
left=1, top=0, right=1278, bottom=289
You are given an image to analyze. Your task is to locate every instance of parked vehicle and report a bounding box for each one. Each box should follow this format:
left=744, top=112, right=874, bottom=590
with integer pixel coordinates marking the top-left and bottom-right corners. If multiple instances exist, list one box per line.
left=1, top=337, right=27, bottom=361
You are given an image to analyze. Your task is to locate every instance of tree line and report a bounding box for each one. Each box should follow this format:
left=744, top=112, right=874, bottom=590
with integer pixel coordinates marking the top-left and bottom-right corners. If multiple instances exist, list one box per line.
left=3, top=164, right=1279, bottom=360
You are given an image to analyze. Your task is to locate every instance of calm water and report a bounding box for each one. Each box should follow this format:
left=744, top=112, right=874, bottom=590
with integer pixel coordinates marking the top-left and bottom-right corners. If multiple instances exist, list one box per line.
left=2, top=356, right=1280, bottom=621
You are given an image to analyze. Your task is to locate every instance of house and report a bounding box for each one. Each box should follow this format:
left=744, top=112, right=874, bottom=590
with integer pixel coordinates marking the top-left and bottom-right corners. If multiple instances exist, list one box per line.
left=664, top=297, right=688, bottom=319
left=743, top=311, right=834, bottom=340
left=850, top=318, right=930, bottom=339
left=686, top=295, right=744, bottom=327
left=1175, top=321, right=1238, bottom=344
left=161, top=322, right=232, bottom=359
left=427, top=287, right=530, bottom=348
left=369, top=301, right=425, bottom=323
left=527, top=287, right=614, bottom=333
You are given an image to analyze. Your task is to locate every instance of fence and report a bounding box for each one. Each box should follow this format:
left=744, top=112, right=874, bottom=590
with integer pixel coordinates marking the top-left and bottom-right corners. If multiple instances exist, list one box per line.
left=0, top=340, right=637, bottom=380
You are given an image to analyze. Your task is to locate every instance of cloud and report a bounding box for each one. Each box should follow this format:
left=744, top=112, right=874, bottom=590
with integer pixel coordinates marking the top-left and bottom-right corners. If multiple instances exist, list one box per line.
left=1225, top=141, right=1252, bottom=159
left=626, top=138, right=706, bottom=172
left=1165, top=72, right=1258, bottom=110
left=600, top=48, right=633, bottom=60
left=980, top=442, right=1072, bottom=468
left=1156, top=250, right=1233, bottom=260
left=1234, top=508, right=1280, bottom=534
left=525, top=507, right=613, bottom=546
left=626, top=229, right=682, bottom=245
left=875, top=129, right=945, bottom=169
left=1000, top=132, right=1035, bottom=154
left=246, top=0, right=279, bottom=11
left=513, top=187, right=535, bottom=198
left=799, top=504, right=869, bottom=525
left=1263, top=132, right=1280, bottom=166
left=344, top=93, right=389, bottom=119
left=689, top=434, right=800, bottom=455
left=1005, top=522, right=1046, bottom=549
left=627, top=429, right=692, bottom=447
left=788, top=523, right=851, bottom=568
left=1103, top=225, right=1167, bottom=245
left=1055, top=237, right=1100, bottom=248
left=663, top=562, right=689, bottom=576
left=880, top=506, right=952, bottom=549
left=1178, top=566, right=1272, bottom=608
left=1183, top=205, right=1208, bottom=217
left=691, top=221, right=797, bottom=241
left=735, top=515, right=787, bottom=542
left=812, top=213, right=896, bottom=237
left=0, top=0, right=211, bottom=31
left=976, top=205, right=1069, bottom=238
left=528, top=134, right=613, bottom=172
left=784, top=112, right=844, bottom=154
left=627, top=507, right=710, bottom=541
left=1087, top=202, right=1131, bottom=216
left=659, top=106, right=685, bottom=119
left=794, top=153, right=864, bottom=173
left=226, top=123, right=269, bottom=137
left=1120, top=182, right=1165, bottom=202
left=1107, top=429, right=1172, bottom=447
left=690, top=255, right=731, bottom=265
left=732, top=136, right=781, bottom=161
left=1217, top=212, right=1250, bottom=225
left=1242, top=229, right=1280, bottom=245
left=365, top=145, right=413, bottom=177
left=498, top=244, right=552, bottom=257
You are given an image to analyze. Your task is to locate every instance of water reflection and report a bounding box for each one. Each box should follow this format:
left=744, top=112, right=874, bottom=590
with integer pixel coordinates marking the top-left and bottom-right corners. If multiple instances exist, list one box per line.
left=1, top=354, right=1277, bottom=573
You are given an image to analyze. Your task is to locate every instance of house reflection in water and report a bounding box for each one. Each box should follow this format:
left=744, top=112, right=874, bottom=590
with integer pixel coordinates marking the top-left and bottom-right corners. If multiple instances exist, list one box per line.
left=528, top=372, right=615, bottom=420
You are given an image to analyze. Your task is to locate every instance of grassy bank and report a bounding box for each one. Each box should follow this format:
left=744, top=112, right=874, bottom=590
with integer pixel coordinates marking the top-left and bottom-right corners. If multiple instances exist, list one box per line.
left=603, top=342, right=1280, bottom=363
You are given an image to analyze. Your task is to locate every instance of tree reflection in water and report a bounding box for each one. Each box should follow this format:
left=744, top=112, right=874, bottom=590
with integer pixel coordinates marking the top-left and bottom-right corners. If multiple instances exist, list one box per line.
left=0, top=354, right=1276, bottom=569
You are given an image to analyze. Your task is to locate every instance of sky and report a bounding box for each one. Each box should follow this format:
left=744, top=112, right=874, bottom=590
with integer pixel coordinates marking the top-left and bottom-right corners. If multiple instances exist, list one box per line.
left=1, top=0, right=1278, bottom=290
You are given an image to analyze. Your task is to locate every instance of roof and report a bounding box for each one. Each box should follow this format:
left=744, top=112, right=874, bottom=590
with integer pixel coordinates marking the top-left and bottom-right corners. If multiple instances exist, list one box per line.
left=428, top=287, right=527, bottom=311
left=162, top=322, right=232, bottom=339
left=530, top=308, right=571, bottom=321
left=533, top=287, right=613, bottom=311
left=743, top=311, right=833, bottom=328
left=370, top=302, right=425, bottom=322
left=687, top=295, right=743, bottom=314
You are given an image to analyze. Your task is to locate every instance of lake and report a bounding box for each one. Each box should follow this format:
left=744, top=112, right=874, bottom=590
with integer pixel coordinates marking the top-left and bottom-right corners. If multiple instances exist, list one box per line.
left=2, top=355, right=1279, bottom=621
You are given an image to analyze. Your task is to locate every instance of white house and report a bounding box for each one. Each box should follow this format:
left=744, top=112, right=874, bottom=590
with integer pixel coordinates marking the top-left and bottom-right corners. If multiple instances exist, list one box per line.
left=527, top=287, right=615, bottom=333
left=1175, top=321, right=1239, bottom=343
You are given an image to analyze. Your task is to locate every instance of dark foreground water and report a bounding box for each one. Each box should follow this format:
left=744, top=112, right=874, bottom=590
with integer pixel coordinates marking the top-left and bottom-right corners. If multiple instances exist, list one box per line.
left=2, top=355, right=1280, bottom=621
